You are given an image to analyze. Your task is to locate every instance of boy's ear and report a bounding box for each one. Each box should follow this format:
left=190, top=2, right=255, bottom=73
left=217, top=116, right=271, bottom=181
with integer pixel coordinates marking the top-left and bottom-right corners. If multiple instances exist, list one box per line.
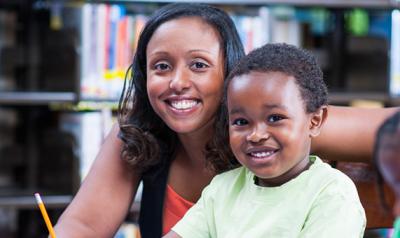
left=309, top=106, right=328, bottom=138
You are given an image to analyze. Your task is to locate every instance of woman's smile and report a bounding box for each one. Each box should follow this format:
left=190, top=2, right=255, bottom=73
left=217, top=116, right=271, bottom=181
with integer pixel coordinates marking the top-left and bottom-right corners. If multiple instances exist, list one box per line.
left=164, top=96, right=201, bottom=116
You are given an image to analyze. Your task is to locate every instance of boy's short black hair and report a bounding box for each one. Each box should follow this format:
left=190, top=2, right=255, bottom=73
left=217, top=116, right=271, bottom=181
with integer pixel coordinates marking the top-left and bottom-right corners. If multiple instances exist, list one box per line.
left=226, top=43, right=328, bottom=113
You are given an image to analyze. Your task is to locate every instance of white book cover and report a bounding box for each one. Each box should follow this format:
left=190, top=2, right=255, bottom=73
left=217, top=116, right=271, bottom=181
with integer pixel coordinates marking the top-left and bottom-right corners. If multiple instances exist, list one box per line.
left=96, top=4, right=108, bottom=98
left=270, top=7, right=301, bottom=47
left=81, top=4, right=92, bottom=98
left=390, top=9, right=400, bottom=96
left=60, top=110, right=113, bottom=181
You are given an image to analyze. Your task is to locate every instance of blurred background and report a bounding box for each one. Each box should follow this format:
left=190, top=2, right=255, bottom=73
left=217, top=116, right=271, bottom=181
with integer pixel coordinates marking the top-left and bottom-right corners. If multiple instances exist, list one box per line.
left=0, top=0, right=399, bottom=237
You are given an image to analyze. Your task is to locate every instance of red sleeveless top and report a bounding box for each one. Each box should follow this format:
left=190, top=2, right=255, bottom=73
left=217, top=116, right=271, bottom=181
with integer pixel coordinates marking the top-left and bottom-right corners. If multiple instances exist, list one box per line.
left=162, top=184, right=195, bottom=235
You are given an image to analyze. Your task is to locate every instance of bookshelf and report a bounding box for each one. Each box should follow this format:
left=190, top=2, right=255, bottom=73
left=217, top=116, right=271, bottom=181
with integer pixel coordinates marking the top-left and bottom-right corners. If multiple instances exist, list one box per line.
left=88, top=0, right=400, bottom=8
left=0, top=92, right=77, bottom=105
left=0, top=1, right=400, bottom=237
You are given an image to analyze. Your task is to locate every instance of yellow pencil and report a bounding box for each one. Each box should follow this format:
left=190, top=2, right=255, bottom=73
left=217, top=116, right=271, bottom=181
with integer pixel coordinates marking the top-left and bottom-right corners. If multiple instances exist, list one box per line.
left=35, top=193, right=57, bottom=238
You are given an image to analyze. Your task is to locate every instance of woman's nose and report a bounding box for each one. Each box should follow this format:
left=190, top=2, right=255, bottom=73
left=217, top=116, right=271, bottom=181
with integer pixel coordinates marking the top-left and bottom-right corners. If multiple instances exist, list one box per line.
left=169, top=67, right=191, bottom=92
left=246, top=125, right=270, bottom=143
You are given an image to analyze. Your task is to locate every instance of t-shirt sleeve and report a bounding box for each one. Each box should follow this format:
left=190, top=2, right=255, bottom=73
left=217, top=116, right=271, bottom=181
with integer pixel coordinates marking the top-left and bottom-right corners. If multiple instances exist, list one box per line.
left=171, top=180, right=217, bottom=238
left=299, top=176, right=366, bottom=238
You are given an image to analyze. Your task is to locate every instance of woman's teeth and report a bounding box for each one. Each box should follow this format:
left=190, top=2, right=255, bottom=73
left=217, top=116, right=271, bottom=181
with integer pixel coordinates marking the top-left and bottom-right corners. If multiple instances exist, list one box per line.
left=170, top=100, right=198, bottom=110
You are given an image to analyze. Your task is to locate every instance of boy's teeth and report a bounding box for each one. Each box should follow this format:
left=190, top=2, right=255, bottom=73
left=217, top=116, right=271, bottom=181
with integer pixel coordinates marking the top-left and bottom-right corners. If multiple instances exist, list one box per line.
left=170, top=100, right=198, bottom=110
left=251, top=151, right=275, bottom=158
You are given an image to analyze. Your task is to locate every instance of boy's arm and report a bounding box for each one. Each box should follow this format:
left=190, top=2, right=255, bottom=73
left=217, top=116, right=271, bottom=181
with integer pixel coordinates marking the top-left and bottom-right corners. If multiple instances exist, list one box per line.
left=53, top=124, right=140, bottom=237
left=299, top=178, right=366, bottom=238
left=311, top=106, right=398, bottom=162
left=171, top=181, right=216, bottom=238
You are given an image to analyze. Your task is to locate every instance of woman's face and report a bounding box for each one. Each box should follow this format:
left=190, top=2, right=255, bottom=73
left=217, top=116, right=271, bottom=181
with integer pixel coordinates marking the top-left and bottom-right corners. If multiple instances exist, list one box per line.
left=146, top=17, right=224, bottom=135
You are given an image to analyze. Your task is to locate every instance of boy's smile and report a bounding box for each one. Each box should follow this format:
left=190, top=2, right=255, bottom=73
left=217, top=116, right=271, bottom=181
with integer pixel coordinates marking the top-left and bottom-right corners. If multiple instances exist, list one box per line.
left=227, top=71, right=323, bottom=187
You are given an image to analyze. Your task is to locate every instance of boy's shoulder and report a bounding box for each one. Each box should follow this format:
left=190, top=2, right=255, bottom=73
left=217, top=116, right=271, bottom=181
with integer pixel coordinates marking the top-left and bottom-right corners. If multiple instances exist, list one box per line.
left=213, top=166, right=247, bottom=182
left=310, top=156, right=360, bottom=199
left=207, top=166, right=248, bottom=191
left=312, top=156, right=355, bottom=182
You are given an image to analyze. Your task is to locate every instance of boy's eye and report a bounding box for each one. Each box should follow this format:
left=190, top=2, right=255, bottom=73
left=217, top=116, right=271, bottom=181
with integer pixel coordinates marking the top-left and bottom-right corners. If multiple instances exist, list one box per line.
left=268, top=115, right=284, bottom=123
left=232, top=118, right=248, bottom=126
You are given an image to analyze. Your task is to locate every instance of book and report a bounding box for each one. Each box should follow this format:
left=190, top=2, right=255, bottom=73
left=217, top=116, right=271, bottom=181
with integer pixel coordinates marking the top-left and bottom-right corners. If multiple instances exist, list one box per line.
left=59, top=110, right=114, bottom=181
left=81, top=4, right=141, bottom=100
left=390, top=9, right=400, bottom=96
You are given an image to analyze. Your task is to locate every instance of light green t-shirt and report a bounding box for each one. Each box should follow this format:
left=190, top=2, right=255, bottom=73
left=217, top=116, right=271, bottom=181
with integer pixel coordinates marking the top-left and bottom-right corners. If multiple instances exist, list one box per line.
left=172, top=156, right=366, bottom=238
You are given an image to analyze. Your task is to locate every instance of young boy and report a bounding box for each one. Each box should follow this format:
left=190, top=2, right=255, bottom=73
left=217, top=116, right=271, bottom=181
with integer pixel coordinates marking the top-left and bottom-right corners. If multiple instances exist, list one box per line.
left=374, top=111, right=400, bottom=237
left=164, top=43, right=366, bottom=238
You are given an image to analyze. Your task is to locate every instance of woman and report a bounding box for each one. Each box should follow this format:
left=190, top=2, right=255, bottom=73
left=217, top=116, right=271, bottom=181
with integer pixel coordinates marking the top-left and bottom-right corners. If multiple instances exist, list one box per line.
left=54, top=3, right=397, bottom=237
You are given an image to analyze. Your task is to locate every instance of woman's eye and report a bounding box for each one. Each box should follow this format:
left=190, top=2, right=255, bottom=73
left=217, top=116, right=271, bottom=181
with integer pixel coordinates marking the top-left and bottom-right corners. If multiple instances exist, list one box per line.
left=154, top=63, right=170, bottom=71
left=191, top=61, right=209, bottom=71
left=268, top=115, right=284, bottom=123
left=232, top=118, right=248, bottom=126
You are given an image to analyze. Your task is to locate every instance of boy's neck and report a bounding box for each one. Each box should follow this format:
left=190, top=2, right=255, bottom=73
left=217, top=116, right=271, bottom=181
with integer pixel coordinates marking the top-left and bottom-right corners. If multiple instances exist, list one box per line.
left=256, top=155, right=312, bottom=187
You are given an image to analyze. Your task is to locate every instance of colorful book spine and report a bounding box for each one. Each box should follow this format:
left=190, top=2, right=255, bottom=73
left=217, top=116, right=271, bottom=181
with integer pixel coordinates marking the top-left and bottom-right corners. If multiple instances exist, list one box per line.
left=81, top=4, right=145, bottom=100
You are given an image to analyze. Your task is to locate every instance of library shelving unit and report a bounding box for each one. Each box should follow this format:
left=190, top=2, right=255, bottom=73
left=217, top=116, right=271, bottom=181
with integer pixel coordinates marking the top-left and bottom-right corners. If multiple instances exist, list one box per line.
left=0, top=0, right=399, bottom=237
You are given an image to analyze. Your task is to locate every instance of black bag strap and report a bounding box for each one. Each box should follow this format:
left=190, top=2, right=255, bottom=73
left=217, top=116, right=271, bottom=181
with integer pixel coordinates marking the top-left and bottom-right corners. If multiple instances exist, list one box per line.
left=138, top=159, right=170, bottom=238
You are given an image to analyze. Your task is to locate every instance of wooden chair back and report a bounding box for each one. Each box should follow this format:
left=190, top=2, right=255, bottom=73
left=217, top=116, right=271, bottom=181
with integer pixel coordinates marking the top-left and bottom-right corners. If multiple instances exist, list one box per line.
left=335, top=161, right=395, bottom=229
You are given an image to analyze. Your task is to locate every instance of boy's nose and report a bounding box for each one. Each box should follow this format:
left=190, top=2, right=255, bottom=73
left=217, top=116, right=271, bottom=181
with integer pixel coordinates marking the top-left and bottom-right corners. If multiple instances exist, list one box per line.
left=169, top=68, right=191, bottom=92
left=246, top=125, right=270, bottom=143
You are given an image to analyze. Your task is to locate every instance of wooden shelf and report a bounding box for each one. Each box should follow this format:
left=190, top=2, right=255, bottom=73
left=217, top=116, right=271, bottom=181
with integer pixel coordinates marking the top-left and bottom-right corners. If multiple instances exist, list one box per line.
left=87, top=0, right=400, bottom=8
left=0, top=195, right=72, bottom=209
left=329, top=92, right=400, bottom=105
left=329, top=92, right=388, bottom=103
left=0, top=92, right=77, bottom=105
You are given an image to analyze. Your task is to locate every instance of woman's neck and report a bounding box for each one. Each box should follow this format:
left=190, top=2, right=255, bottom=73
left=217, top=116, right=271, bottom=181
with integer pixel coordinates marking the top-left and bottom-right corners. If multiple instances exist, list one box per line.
left=176, top=124, right=214, bottom=166
left=168, top=123, right=216, bottom=202
left=172, top=115, right=216, bottom=166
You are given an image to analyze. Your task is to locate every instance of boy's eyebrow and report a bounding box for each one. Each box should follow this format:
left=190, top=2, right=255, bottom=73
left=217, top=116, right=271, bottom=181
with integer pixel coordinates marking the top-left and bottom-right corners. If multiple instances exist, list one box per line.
left=263, top=104, right=288, bottom=110
left=229, top=104, right=287, bottom=115
left=229, top=107, right=244, bottom=115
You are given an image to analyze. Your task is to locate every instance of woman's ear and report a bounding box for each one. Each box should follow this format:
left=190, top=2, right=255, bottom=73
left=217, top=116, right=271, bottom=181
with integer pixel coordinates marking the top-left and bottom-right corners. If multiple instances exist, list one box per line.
left=309, top=106, right=328, bottom=138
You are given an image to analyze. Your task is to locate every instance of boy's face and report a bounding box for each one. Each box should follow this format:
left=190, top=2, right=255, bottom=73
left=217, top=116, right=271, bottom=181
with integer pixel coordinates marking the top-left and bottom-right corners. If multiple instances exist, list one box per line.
left=227, top=71, right=326, bottom=187
left=377, top=132, right=400, bottom=216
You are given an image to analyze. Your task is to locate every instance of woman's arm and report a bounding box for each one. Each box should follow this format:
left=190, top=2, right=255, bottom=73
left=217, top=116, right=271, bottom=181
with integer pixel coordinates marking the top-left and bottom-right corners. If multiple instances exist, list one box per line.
left=54, top=124, right=140, bottom=237
left=311, top=106, right=398, bottom=163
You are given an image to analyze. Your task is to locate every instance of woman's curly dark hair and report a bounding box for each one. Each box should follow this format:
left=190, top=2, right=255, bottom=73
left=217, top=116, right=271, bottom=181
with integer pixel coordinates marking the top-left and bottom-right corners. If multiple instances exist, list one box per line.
left=118, top=3, right=245, bottom=174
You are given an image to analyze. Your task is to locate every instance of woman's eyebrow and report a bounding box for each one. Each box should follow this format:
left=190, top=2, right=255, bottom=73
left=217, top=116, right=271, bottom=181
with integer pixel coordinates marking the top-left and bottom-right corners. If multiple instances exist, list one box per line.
left=148, top=51, right=169, bottom=57
left=188, top=49, right=214, bottom=55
